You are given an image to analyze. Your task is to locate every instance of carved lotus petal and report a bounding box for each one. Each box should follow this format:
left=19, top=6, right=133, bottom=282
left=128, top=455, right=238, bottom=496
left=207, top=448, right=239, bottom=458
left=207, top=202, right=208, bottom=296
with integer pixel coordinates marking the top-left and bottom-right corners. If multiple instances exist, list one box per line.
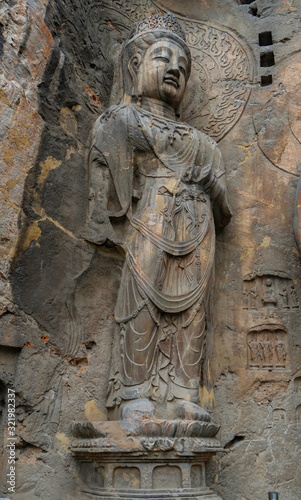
left=72, top=422, right=106, bottom=439
left=157, top=437, right=174, bottom=450
left=138, top=420, right=163, bottom=436
left=141, top=437, right=156, bottom=450
left=184, top=421, right=203, bottom=437
left=200, top=423, right=220, bottom=438
left=161, top=420, right=179, bottom=437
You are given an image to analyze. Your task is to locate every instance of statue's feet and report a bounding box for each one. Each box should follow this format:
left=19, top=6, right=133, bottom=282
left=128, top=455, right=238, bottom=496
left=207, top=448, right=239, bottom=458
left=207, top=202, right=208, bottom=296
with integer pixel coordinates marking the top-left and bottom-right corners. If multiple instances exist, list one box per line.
left=121, top=399, right=155, bottom=420
left=154, top=399, right=212, bottom=422
left=176, top=401, right=212, bottom=422
left=120, top=398, right=211, bottom=424
left=120, top=399, right=155, bottom=432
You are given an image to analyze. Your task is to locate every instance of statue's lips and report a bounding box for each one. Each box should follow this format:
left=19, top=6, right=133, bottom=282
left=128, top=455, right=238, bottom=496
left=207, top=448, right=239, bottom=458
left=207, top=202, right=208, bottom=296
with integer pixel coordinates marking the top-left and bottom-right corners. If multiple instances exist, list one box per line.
left=163, top=77, right=179, bottom=89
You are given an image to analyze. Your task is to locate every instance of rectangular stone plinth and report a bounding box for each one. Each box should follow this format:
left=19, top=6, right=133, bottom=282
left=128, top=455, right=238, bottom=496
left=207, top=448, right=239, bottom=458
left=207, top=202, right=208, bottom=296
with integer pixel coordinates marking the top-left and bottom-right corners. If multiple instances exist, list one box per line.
left=75, top=448, right=223, bottom=499
left=72, top=419, right=223, bottom=499
left=81, top=486, right=223, bottom=499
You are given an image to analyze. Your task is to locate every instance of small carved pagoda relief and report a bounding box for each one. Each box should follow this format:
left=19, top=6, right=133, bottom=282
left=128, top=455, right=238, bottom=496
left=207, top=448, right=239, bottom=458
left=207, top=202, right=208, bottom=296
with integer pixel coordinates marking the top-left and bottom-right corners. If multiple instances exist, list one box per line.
left=72, top=11, right=233, bottom=500
left=247, top=324, right=289, bottom=371
left=242, top=272, right=299, bottom=312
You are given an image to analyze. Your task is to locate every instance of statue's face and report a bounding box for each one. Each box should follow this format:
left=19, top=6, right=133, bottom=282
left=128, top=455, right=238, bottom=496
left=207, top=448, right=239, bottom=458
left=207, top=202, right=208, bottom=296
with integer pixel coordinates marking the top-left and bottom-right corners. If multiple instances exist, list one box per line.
left=138, top=39, right=190, bottom=107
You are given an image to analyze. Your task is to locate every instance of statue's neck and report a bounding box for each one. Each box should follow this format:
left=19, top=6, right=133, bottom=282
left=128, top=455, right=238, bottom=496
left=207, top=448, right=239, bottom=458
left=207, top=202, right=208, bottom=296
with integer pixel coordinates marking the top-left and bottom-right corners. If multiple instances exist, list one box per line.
left=140, top=97, right=177, bottom=121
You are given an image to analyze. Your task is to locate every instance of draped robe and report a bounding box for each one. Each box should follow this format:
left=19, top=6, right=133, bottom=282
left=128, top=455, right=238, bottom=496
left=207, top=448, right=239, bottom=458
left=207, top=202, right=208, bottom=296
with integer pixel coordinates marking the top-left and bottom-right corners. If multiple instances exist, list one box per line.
left=85, top=104, right=231, bottom=409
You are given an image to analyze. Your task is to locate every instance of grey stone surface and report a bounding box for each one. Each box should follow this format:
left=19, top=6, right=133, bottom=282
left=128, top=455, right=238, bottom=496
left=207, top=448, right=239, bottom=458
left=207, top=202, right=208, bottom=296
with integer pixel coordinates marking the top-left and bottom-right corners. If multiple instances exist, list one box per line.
left=0, top=0, right=300, bottom=499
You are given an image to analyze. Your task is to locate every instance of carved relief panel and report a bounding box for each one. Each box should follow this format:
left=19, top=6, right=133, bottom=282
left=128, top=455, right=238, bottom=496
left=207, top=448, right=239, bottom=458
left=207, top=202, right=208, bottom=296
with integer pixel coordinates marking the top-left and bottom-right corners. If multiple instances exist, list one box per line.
left=293, top=376, right=301, bottom=395
left=242, top=273, right=299, bottom=312
left=247, top=324, right=289, bottom=371
left=273, top=408, right=287, bottom=425
left=178, top=19, right=253, bottom=141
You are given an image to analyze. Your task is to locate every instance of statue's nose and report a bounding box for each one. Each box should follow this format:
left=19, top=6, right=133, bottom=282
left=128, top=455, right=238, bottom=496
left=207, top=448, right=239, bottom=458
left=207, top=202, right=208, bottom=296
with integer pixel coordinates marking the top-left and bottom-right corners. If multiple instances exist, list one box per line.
left=167, top=64, right=180, bottom=78
left=166, top=53, right=181, bottom=77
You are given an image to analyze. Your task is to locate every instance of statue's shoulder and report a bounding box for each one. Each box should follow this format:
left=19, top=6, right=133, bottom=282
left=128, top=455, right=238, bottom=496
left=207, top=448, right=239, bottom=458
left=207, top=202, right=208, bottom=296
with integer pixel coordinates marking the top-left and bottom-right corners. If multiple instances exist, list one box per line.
left=195, top=127, right=219, bottom=151
left=94, top=105, right=133, bottom=128
left=92, top=105, right=136, bottom=143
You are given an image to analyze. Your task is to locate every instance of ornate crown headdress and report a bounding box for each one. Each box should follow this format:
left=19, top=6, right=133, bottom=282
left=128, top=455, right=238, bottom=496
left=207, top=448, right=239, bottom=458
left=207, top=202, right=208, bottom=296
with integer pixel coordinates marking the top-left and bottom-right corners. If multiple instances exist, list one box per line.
left=129, top=12, right=187, bottom=43
left=119, top=11, right=191, bottom=108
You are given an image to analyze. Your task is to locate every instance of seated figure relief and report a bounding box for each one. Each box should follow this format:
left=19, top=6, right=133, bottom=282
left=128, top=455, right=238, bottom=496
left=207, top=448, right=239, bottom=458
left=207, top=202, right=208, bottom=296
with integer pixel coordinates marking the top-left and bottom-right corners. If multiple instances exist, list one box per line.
left=83, top=13, right=231, bottom=419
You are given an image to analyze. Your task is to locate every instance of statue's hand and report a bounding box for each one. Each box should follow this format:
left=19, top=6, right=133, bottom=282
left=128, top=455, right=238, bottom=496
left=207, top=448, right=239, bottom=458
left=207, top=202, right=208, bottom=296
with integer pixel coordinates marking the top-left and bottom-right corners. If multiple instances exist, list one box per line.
left=182, top=164, right=216, bottom=192
left=202, top=165, right=217, bottom=193
left=182, top=165, right=196, bottom=183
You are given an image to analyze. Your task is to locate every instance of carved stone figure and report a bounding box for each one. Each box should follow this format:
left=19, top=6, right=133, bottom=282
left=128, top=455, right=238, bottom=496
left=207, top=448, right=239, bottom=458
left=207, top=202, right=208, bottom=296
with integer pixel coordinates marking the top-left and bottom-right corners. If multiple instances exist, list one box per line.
left=290, top=285, right=299, bottom=308
left=261, top=336, right=273, bottom=365
left=83, top=12, right=231, bottom=418
left=242, top=289, right=249, bottom=309
left=262, top=278, right=277, bottom=305
left=279, top=287, right=289, bottom=309
left=249, top=284, right=258, bottom=309
left=273, top=409, right=286, bottom=424
left=248, top=337, right=263, bottom=365
left=275, top=339, right=287, bottom=365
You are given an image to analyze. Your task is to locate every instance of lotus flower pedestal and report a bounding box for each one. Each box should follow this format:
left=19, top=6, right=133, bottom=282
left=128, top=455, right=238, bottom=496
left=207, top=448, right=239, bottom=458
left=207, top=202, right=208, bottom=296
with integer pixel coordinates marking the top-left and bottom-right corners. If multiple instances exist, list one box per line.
left=71, top=400, right=224, bottom=499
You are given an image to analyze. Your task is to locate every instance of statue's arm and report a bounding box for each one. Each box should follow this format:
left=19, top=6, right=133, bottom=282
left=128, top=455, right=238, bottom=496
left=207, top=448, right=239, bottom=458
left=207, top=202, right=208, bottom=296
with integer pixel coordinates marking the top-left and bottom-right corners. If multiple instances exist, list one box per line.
left=202, top=141, right=231, bottom=232
left=82, top=145, right=121, bottom=246
left=184, top=138, right=232, bottom=232
left=209, top=168, right=232, bottom=233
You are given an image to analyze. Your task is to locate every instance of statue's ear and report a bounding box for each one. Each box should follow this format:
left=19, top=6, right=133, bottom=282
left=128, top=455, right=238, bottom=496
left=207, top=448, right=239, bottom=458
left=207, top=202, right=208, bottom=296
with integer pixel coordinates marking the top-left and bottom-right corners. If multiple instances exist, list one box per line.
left=128, top=53, right=142, bottom=81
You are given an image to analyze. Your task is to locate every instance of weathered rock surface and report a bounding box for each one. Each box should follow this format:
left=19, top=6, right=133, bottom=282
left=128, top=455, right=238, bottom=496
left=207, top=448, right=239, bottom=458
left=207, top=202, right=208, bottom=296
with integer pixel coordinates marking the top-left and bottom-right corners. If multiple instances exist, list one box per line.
left=1, top=0, right=301, bottom=499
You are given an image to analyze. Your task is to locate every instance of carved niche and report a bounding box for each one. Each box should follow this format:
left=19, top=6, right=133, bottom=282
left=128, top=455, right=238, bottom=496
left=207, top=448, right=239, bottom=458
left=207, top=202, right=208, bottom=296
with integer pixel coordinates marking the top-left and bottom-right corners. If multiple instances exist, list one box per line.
left=247, top=324, right=289, bottom=371
left=242, top=272, right=299, bottom=312
left=273, top=408, right=287, bottom=425
left=293, top=376, right=301, bottom=394
left=296, top=405, right=301, bottom=425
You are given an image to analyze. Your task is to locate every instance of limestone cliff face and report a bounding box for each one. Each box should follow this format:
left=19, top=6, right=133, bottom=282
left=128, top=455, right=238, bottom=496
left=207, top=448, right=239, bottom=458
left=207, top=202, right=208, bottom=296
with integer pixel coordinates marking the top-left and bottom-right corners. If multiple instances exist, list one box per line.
left=1, top=0, right=301, bottom=499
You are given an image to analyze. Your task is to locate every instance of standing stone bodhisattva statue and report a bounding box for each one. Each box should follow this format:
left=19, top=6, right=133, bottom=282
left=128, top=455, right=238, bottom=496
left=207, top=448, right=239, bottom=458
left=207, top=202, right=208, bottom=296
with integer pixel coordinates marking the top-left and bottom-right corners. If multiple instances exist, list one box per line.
left=84, top=13, right=231, bottom=419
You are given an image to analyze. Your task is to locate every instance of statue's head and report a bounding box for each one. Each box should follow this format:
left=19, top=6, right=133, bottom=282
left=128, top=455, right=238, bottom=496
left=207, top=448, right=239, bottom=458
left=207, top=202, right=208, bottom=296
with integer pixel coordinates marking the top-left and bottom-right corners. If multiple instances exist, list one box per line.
left=121, top=12, right=191, bottom=111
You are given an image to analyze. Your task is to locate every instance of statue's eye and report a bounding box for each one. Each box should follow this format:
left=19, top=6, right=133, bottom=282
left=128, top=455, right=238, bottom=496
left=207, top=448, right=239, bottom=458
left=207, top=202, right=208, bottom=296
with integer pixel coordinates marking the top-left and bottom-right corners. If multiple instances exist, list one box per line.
left=179, top=65, right=186, bottom=75
left=155, top=56, right=169, bottom=63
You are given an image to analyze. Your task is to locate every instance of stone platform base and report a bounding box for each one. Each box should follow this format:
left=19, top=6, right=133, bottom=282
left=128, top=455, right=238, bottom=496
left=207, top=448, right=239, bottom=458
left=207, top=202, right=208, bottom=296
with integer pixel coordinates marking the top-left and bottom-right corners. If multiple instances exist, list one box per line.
left=72, top=401, right=224, bottom=500
left=82, top=486, right=222, bottom=499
